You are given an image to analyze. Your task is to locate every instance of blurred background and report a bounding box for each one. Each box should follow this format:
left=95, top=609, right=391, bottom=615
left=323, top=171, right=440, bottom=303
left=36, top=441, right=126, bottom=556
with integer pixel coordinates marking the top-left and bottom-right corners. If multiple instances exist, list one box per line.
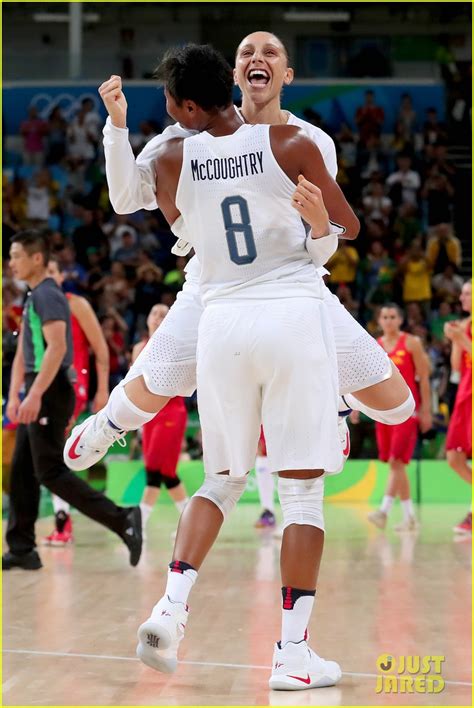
left=2, top=1, right=472, bottom=469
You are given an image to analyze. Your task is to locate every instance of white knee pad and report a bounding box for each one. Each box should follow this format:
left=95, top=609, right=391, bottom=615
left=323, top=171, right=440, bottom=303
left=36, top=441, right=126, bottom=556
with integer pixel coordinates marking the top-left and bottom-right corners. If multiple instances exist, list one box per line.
left=345, top=390, right=415, bottom=426
left=277, top=476, right=325, bottom=532
left=193, top=474, right=247, bottom=520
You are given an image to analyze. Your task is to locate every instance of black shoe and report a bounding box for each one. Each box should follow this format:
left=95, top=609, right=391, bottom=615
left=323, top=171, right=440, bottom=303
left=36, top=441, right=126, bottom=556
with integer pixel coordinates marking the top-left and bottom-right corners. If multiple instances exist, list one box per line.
left=121, top=506, right=142, bottom=567
left=2, top=550, right=43, bottom=570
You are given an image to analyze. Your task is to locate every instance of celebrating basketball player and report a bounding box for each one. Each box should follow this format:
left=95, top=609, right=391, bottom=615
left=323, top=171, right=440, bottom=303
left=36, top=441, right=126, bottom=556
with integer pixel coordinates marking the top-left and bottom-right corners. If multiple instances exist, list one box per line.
left=368, top=304, right=432, bottom=532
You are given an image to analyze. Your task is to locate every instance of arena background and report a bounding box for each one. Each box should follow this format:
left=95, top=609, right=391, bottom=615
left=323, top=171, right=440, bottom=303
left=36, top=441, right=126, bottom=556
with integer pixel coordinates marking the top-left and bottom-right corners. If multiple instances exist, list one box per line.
left=2, top=3, right=472, bottom=707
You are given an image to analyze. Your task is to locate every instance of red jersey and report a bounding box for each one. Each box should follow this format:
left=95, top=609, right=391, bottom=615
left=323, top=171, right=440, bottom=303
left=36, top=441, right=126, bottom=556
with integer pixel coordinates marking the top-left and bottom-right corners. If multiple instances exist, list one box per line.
left=378, top=332, right=420, bottom=409
left=66, top=293, right=89, bottom=381
left=455, top=321, right=472, bottom=405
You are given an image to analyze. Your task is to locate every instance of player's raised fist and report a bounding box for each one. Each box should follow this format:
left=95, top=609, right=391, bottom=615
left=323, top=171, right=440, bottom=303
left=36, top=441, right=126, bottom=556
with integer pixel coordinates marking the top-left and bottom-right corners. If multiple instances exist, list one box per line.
left=98, top=75, right=128, bottom=129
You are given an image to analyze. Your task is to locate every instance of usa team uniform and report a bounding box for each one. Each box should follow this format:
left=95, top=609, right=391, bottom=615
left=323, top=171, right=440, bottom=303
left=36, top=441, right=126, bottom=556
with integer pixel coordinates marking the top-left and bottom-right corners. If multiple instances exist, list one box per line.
left=105, top=113, right=391, bottom=402
left=446, top=322, right=472, bottom=457
left=175, top=123, right=341, bottom=475
left=375, top=333, right=420, bottom=464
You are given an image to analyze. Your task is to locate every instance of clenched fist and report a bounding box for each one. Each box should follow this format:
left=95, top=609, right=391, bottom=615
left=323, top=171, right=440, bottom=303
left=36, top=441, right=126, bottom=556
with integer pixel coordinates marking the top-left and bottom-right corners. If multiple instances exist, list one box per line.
left=292, top=174, right=330, bottom=238
left=98, top=75, right=128, bottom=129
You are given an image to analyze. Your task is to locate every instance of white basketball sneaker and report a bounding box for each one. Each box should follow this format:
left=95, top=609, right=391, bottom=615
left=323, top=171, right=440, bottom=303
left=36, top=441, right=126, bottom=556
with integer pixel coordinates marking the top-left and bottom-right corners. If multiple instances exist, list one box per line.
left=269, top=640, right=342, bottom=690
left=63, top=410, right=126, bottom=471
left=367, top=510, right=388, bottom=530
left=136, top=595, right=188, bottom=673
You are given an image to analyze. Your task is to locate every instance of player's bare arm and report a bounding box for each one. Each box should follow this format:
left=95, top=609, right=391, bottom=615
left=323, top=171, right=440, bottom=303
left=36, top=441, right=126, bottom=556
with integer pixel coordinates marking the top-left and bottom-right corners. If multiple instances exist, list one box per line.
left=407, top=334, right=432, bottom=432
left=269, top=125, right=360, bottom=240
left=155, top=138, right=185, bottom=225
left=6, top=328, right=25, bottom=424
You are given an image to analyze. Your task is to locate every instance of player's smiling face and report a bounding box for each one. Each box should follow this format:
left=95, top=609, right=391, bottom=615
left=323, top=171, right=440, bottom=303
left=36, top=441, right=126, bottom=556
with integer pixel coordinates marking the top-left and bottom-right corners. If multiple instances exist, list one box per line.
left=234, top=32, right=294, bottom=104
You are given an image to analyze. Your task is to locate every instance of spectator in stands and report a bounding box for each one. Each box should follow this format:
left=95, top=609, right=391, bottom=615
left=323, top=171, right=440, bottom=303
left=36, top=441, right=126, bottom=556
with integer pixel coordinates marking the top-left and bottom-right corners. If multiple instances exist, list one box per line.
left=430, top=141, right=456, bottom=180
left=114, top=230, right=141, bottom=268
left=104, top=213, right=139, bottom=257
left=362, top=180, right=392, bottom=225
left=386, top=152, right=421, bottom=208
left=133, top=264, right=166, bottom=334
left=397, top=92, right=417, bottom=143
left=93, top=262, right=133, bottom=319
left=426, top=222, right=462, bottom=272
left=20, top=105, right=48, bottom=166
left=101, top=312, right=129, bottom=388
left=399, top=239, right=432, bottom=310
left=421, top=164, right=454, bottom=226
left=357, top=137, right=389, bottom=181
left=25, top=169, right=58, bottom=225
left=59, top=244, right=87, bottom=294
left=46, top=107, right=67, bottom=165
left=359, top=239, right=395, bottom=293
left=326, top=240, right=360, bottom=295
left=355, top=90, right=385, bottom=145
left=430, top=301, right=458, bottom=342
left=72, top=207, right=109, bottom=267
left=423, top=107, right=448, bottom=154
left=82, top=97, right=102, bottom=140
left=392, top=203, right=423, bottom=250
left=131, top=120, right=159, bottom=154
left=335, top=283, right=359, bottom=319
left=431, top=263, right=464, bottom=305
left=67, top=105, right=97, bottom=166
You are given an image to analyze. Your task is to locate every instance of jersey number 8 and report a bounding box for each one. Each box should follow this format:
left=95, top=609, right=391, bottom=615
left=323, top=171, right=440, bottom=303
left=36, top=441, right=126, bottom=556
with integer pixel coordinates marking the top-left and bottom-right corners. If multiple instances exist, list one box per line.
left=221, top=196, right=257, bottom=265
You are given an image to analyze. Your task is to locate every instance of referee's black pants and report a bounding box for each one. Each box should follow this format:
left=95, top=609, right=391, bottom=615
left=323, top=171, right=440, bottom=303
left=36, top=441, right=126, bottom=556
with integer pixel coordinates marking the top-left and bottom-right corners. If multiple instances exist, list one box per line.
left=6, top=370, right=129, bottom=556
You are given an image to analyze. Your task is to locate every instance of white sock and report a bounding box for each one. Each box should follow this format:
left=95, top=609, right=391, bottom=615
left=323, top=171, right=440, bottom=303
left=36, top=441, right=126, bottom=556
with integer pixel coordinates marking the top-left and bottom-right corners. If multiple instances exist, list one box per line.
left=380, top=495, right=395, bottom=514
left=255, top=456, right=275, bottom=513
left=281, top=591, right=315, bottom=646
left=105, top=385, right=157, bottom=431
left=140, top=502, right=153, bottom=527
left=165, top=564, right=198, bottom=605
left=53, top=495, right=70, bottom=515
left=401, top=499, right=414, bottom=520
left=174, top=498, right=189, bottom=514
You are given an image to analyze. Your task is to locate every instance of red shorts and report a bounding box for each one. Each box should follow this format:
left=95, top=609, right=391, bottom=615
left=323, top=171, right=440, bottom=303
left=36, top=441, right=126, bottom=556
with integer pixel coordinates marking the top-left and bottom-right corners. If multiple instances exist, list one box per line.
left=446, top=397, right=472, bottom=457
left=258, top=427, right=267, bottom=456
left=376, top=416, right=419, bottom=464
left=142, top=397, right=187, bottom=477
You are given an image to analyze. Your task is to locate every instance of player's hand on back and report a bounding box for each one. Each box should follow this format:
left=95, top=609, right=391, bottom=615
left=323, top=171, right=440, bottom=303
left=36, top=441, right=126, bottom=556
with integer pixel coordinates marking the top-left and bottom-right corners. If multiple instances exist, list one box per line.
left=292, top=175, right=330, bottom=238
left=98, top=75, right=128, bottom=129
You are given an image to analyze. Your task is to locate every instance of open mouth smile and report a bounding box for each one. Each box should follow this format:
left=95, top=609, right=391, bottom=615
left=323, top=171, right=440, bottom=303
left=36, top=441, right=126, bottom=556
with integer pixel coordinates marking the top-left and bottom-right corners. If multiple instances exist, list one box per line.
left=247, top=69, right=270, bottom=87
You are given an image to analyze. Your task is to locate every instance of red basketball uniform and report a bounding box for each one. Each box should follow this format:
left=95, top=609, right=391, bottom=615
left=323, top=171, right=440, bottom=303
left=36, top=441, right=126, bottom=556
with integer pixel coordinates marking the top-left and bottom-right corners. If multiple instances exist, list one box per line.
left=67, top=294, right=90, bottom=420
left=376, top=333, right=420, bottom=464
left=446, top=322, right=472, bottom=457
left=142, top=396, right=188, bottom=478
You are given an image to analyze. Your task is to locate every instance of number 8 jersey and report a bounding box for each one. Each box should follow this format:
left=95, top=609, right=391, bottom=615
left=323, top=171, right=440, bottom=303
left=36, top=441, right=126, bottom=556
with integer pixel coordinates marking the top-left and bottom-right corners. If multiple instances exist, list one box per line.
left=174, top=123, right=325, bottom=305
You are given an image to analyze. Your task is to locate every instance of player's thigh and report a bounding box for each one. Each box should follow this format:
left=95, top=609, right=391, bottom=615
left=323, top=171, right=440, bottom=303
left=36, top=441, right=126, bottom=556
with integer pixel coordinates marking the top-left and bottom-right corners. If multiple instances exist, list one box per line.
left=197, top=304, right=261, bottom=476
left=124, top=280, right=203, bottom=397
left=375, top=422, right=391, bottom=462
left=260, top=298, right=341, bottom=474
left=323, top=287, right=391, bottom=395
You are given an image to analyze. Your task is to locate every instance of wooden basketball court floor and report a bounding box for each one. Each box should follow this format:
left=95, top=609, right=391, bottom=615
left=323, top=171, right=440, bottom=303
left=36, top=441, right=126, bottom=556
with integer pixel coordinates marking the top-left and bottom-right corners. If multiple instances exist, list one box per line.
left=3, top=502, right=472, bottom=706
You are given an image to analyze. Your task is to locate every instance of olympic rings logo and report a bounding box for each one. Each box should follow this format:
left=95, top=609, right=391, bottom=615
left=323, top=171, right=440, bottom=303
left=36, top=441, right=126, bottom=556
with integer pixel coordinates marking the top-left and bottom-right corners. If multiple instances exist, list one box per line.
left=29, top=92, right=102, bottom=120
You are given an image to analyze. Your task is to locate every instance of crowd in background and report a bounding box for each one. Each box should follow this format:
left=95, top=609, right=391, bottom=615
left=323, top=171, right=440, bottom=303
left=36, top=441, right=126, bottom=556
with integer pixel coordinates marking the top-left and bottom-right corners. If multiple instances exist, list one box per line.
left=2, top=90, right=469, bottom=457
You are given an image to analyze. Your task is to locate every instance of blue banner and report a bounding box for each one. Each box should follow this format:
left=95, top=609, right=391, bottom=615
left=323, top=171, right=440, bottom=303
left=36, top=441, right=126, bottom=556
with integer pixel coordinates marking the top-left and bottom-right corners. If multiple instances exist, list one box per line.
left=3, top=82, right=444, bottom=136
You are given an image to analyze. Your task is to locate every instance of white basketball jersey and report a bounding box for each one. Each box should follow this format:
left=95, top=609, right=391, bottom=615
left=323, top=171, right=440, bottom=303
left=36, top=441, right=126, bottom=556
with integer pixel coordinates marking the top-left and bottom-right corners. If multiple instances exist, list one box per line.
left=175, top=123, right=324, bottom=304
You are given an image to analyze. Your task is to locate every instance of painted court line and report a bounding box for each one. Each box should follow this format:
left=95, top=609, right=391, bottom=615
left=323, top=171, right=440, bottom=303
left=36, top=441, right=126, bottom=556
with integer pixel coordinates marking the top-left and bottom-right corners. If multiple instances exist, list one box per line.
left=3, top=649, right=472, bottom=687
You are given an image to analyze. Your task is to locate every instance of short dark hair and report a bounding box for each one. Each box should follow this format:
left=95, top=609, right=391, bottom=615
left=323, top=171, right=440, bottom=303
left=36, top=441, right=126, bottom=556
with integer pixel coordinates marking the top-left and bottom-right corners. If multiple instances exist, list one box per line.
left=155, top=44, right=233, bottom=111
left=11, top=229, right=50, bottom=265
left=380, top=302, right=404, bottom=318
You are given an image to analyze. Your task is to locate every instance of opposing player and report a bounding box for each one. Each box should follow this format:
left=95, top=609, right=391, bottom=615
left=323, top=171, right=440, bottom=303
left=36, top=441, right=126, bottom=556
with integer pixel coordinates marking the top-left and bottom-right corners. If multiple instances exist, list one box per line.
left=131, top=304, right=188, bottom=538
left=368, top=304, right=432, bottom=532
left=445, top=280, right=472, bottom=534
left=132, top=43, right=360, bottom=691
left=44, top=257, right=110, bottom=545
left=64, top=32, right=414, bottom=476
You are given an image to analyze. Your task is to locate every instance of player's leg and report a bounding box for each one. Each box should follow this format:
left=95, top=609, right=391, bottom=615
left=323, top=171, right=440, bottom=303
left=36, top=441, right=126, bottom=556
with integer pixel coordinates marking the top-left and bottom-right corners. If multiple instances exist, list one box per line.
left=270, top=468, right=341, bottom=690
left=324, top=288, right=415, bottom=424
left=159, top=400, right=189, bottom=516
left=261, top=298, right=342, bottom=690
left=446, top=397, right=472, bottom=533
left=447, top=451, right=472, bottom=534
left=64, top=279, right=202, bottom=470
left=136, top=304, right=259, bottom=673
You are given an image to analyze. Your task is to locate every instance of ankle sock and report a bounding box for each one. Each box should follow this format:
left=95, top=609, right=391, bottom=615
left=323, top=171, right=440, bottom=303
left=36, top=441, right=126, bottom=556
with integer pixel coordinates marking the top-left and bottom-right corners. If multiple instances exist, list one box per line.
left=281, top=587, right=315, bottom=646
left=165, top=560, right=198, bottom=605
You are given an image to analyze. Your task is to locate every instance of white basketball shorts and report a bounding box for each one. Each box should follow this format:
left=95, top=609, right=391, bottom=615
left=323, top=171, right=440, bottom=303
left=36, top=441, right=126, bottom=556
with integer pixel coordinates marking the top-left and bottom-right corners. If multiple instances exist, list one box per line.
left=123, top=265, right=391, bottom=399
left=196, top=297, right=342, bottom=477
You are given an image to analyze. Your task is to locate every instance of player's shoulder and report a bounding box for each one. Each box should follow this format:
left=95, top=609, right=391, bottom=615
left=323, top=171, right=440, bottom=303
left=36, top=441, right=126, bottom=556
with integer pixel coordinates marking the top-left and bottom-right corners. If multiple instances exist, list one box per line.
left=286, top=113, right=335, bottom=150
left=270, top=123, right=317, bottom=151
left=405, top=332, right=422, bottom=351
left=138, top=123, right=195, bottom=164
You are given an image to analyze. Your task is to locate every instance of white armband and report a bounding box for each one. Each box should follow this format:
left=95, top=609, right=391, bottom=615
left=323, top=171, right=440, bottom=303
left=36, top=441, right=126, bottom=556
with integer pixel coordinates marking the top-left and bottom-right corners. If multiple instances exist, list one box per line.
left=170, top=215, right=193, bottom=256
left=305, top=221, right=345, bottom=268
